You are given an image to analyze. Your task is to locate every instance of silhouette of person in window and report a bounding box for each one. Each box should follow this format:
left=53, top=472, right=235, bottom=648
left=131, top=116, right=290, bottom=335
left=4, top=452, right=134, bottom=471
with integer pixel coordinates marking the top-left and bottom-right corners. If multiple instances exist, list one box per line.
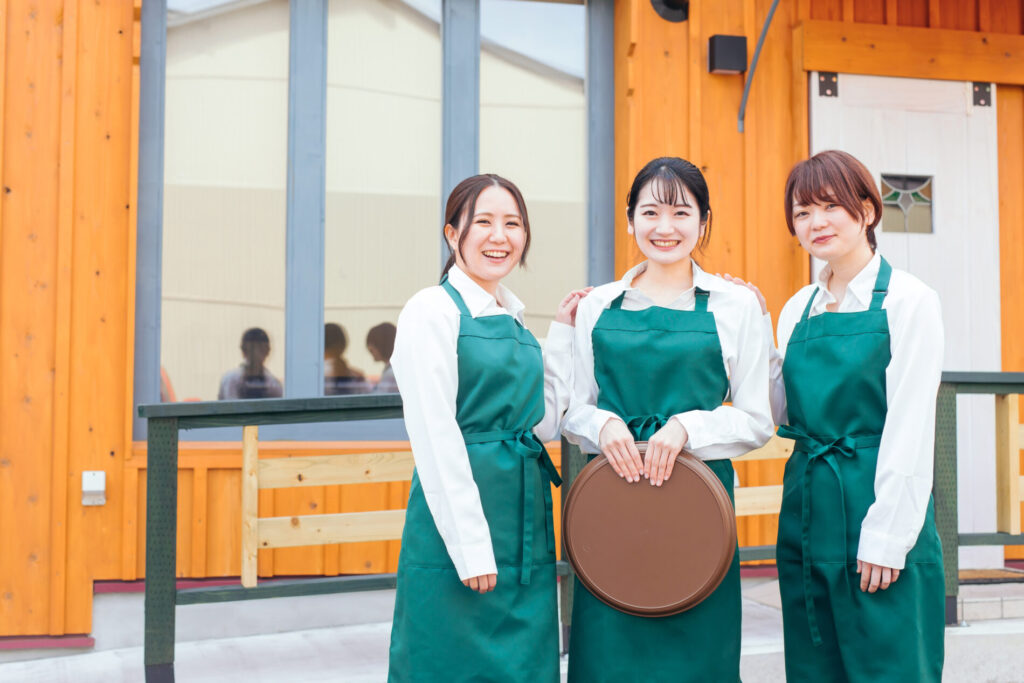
left=366, top=322, right=398, bottom=393
left=324, top=322, right=369, bottom=395
left=217, top=327, right=284, bottom=400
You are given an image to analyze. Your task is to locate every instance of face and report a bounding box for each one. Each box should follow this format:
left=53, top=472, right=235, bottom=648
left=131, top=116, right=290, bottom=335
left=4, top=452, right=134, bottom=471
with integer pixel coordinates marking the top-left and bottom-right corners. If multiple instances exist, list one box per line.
left=628, top=179, right=705, bottom=266
left=791, top=194, right=873, bottom=262
left=446, top=185, right=526, bottom=289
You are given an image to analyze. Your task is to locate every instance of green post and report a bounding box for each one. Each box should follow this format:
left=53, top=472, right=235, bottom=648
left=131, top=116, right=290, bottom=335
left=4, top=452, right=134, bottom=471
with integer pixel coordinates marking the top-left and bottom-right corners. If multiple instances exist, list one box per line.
left=145, top=417, right=179, bottom=682
left=933, top=384, right=959, bottom=625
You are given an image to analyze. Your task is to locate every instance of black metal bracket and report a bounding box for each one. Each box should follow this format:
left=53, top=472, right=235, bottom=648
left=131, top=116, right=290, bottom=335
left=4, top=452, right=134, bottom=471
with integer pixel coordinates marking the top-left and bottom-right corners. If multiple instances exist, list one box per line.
left=818, top=72, right=839, bottom=97
left=973, top=82, right=992, bottom=106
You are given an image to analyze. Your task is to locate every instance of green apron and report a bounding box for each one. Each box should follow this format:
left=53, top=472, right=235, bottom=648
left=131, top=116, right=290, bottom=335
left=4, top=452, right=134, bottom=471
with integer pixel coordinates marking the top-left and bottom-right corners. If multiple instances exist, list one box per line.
left=776, top=257, right=944, bottom=682
left=388, top=277, right=563, bottom=683
left=568, top=288, right=742, bottom=683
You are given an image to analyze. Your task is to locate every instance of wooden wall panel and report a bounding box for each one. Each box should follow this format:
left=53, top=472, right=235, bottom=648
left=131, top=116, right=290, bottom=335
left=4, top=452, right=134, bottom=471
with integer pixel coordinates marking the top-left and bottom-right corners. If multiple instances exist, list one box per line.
left=854, top=0, right=887, bottom=23
left=811, top=0, right=845, bottom=21
left=62, top=0, right=137, bottom=635
left=897, top=0, right=930, bottom=26
left=997, top=86, right=1024, bottom=560
left=986, top=0, right=1023, bottom=34
left=938, top=0, right=978, bottom=30
left=0, top=0, right=63, bottom=637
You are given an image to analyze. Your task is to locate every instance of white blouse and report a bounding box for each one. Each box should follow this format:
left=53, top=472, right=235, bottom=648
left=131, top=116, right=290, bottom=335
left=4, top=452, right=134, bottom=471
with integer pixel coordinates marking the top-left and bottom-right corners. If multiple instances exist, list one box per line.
left=562, top=260, right=774, bottom=461
left=768, top=252, right=944, bottom=569
left=391, top=265, right=573, bottom=581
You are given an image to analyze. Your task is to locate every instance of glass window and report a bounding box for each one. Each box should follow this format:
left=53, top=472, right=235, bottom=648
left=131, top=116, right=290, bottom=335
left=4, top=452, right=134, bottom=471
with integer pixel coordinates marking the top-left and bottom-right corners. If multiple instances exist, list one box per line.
left=479, top=0, right=588, bottom=334
left=881, top=174, right=933, bottom=234
left=323, top=0, right=442, bottom=396
left=161, top=1, right=289, bottom=402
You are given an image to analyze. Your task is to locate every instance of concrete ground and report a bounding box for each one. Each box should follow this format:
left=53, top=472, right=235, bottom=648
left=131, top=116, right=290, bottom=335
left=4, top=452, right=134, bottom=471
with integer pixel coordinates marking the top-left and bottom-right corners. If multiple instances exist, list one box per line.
left=2, top=578, right=1024, bottom=682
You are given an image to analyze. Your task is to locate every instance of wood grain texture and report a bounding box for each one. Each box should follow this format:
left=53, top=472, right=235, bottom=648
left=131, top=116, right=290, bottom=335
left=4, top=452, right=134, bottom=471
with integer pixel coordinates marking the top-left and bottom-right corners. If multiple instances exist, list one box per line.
left=995, top=394, right=1021, bottom=535
left=997, top=86, right=1024, bottom=559
left=735, top=485, right=783, bottom=516
left=797, top=19, right=1024, bottom=85
left=259, top=510, right=407, bottom=549
left=241, top=426, right=259, bottom=588
left=258, top=452, right=415, bottom=489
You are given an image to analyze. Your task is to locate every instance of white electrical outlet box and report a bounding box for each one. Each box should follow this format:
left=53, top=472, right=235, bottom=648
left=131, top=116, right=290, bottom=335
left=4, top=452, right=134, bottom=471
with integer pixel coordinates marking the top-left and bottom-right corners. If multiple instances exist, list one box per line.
left=82, top=471, right=106, bottom=506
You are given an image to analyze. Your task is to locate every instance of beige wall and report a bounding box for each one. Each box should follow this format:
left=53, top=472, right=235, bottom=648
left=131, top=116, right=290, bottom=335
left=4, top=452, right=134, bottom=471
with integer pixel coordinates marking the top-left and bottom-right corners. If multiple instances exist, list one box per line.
left=162, top=0, right=585, bottom=401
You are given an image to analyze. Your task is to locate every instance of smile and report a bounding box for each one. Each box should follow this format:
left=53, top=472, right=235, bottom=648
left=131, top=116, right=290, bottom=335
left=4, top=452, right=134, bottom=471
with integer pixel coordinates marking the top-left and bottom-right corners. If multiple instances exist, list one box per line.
left=650, top=239, right=681, bottom=249
left=482, top=250, right=510, bottom=259
left=812, top=235, right=835, bottom=245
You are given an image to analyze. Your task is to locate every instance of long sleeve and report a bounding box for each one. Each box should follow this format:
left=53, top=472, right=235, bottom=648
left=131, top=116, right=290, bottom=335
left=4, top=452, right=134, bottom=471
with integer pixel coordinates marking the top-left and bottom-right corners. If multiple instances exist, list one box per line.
left=562, top=291, right=623, bottom=453
left=764, top=313, right=788, bottom=427
left=533, top=321, right=574, bottom=443
left=857, top=287, right=944, bottom=569
left=391, top=290, right=496, bottom=581
left=673, top=291, right=775, bottom=460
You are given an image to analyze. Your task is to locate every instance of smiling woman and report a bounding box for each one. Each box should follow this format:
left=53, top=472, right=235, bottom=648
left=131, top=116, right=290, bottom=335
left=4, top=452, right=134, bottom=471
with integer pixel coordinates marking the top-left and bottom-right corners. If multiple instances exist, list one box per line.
left=386, top=174, right=588, bottom=682
left=561, top=156, right=773, bottom=682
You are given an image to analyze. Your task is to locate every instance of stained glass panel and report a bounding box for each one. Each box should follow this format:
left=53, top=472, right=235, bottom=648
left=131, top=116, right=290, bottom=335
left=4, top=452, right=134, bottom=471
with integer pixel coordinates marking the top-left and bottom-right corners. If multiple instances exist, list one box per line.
left=880, top=174, right=933, bottom=234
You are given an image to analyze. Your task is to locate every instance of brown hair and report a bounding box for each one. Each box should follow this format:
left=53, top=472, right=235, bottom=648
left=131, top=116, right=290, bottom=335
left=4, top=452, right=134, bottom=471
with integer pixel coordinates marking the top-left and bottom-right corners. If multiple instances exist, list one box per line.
left=784, top=150, right=882, bottom=250
left=442, top=174, right=532, bottom=276
left=366, top=322, right=396, bottom=359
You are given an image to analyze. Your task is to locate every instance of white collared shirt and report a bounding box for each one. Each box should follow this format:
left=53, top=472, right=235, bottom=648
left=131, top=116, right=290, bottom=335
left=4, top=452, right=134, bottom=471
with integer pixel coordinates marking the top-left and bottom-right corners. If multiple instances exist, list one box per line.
left=562, top=260, right=774, bottom=461
left=390, top=265, right=573, bottom=581
left=767, top=252, right=944, bottom=569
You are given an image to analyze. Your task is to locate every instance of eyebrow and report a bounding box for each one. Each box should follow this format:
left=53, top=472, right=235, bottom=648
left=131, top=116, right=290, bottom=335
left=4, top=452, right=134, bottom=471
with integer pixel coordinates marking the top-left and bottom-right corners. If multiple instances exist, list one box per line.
left=638, top=202, right=690, bottom=208
left=473, top=211, right=521, bottom=220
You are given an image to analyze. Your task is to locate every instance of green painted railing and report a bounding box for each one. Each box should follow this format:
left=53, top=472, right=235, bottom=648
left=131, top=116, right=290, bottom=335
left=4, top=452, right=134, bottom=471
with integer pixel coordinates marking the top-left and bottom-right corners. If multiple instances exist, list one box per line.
left=139, top=372, right=1024, bottom=682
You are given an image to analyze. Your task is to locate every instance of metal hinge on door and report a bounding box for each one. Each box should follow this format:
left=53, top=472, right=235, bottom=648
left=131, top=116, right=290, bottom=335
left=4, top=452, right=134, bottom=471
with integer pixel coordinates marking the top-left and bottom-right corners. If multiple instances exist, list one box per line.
left=818, top=72, right=838, bottom=97
left=973, top=83, right=992, bottom=107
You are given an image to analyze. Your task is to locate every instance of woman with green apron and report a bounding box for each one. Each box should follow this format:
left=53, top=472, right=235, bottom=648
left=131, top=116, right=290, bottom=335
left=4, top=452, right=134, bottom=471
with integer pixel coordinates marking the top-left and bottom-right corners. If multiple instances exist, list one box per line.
left=562, top=157, right=774, bottom=682
left=731, top=150, right=945, bottom=681
left=387, top=174, right=587, bottom=682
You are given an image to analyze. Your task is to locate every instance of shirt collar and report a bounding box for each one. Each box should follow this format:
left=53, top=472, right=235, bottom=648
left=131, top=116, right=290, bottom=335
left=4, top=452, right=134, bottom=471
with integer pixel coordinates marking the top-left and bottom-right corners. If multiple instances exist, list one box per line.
left=814, top=252, right=882, bottom=307
left=446, top=265, right=525, bottom=318
left=621, top=259, right=731, bottom=294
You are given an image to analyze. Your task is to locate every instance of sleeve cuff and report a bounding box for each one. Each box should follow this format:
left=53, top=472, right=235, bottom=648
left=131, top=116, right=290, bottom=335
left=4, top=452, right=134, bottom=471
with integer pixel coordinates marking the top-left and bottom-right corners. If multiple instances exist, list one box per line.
left=454, top=541, right=498, bottom=581
left=856, top=528, right=909, bottom=570
left=673, top=411, right=706, bottom=450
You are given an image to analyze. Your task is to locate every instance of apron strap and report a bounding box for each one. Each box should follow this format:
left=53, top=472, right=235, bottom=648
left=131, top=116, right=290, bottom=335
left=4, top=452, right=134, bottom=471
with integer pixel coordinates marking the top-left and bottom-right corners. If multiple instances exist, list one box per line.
left=608, top=291, right=627, bottom=310
left=870, top=256, right=892, bottom=311
left=776, top=425, right=883, bottom=647
left=694, top=288, right=710, bottom=312
left=799, top=289, right=819, bottom=322
left=440, top=276, right=473, bottom=317
left=462, top=429, right=562, bottom=585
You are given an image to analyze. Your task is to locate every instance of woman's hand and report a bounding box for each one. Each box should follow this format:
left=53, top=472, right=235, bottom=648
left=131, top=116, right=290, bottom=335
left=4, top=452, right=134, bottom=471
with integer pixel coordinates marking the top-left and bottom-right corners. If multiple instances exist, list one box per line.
left=856, top=560, right=901, bottom=593
left=555, top=287, right=594, bottom=327
left=599, top=418, right=643, bottom=483
left=462, top=573, right=498, bottom=594
left=721, top=273, right=768, bottom=315
left=644, top=420, right=688, bottom=486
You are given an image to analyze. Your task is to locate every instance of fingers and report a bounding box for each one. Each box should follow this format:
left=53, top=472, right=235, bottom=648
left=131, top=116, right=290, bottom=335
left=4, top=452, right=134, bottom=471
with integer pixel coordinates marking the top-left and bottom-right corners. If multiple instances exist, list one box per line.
left=892, top=568, right=900, bottom=584
left=859, top=561, right=869, bottom=592
left=604, top=444, right=626, bottom=479
left=867, top=565, right=882, bottom=593
left=663, top=449, right=676, bottom=482
left=625, top=439, right=643, bottom=482
left=483, top=573, right=497, bottom=593
left=642, top=442, right=654, bottom=481
left=879, top=567, right=892, bottom=591
left=655, top=447, right=669, bottom=486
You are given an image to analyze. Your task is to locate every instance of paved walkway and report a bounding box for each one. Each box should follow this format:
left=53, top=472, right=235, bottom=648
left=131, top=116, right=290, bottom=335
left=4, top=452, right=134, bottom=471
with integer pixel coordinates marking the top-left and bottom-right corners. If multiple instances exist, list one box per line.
left=3, top=579, right=1024, bottom=682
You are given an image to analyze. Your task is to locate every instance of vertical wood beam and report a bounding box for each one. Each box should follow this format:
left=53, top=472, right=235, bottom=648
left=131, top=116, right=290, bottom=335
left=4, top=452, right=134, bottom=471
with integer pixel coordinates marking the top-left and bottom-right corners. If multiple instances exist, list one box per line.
left=190, top=467, right=208, bottom=577
left=996, top=395, right=1022, bottom=535
left=240, top=426, right=259, bottom=588
left=50, top=0, right=79, bottom=634
left=886, top=0, right=899, bottom=25
left=843, top=0, right=855, bottom=22
left=928, top=0, right=942, bottom=27
left=978, top=0, right=991, bottom=31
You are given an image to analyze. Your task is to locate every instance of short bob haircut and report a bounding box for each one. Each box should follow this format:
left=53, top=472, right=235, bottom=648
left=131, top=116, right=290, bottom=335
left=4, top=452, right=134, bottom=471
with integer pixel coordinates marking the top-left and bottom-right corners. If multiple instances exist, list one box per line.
left=442, top=174, right=531, bottom=276
left=784, top=150, right=882, bottom=250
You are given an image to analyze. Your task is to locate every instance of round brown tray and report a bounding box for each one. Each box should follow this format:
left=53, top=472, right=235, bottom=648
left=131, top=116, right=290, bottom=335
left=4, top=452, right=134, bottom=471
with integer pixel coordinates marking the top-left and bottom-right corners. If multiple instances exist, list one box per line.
left=562, top=442, right=737, bottom=617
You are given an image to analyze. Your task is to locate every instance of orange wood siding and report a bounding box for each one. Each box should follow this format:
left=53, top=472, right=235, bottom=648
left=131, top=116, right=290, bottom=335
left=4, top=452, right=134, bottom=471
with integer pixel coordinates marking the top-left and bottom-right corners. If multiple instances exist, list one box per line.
left=121, top=441, right=563, bottom=579
left=615, top=0, right=1024, bottom=557
left=997, top=86, right=1024, bottom=560
left=0, top=0, right=138, bottom=637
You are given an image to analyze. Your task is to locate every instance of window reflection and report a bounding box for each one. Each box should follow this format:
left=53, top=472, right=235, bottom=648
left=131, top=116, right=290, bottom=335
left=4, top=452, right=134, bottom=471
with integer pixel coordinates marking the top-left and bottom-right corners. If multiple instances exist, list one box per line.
left=218, top=328, right=284, bottom=400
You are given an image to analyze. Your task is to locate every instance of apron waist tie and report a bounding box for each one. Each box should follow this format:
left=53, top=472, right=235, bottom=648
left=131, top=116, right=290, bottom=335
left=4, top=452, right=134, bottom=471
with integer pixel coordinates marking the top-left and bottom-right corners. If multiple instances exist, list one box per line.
left=622, top=414, right=670, bottom=442
left=776, top=425, right=882, bottom=647
left=462, top=429, right=563, bottom=585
